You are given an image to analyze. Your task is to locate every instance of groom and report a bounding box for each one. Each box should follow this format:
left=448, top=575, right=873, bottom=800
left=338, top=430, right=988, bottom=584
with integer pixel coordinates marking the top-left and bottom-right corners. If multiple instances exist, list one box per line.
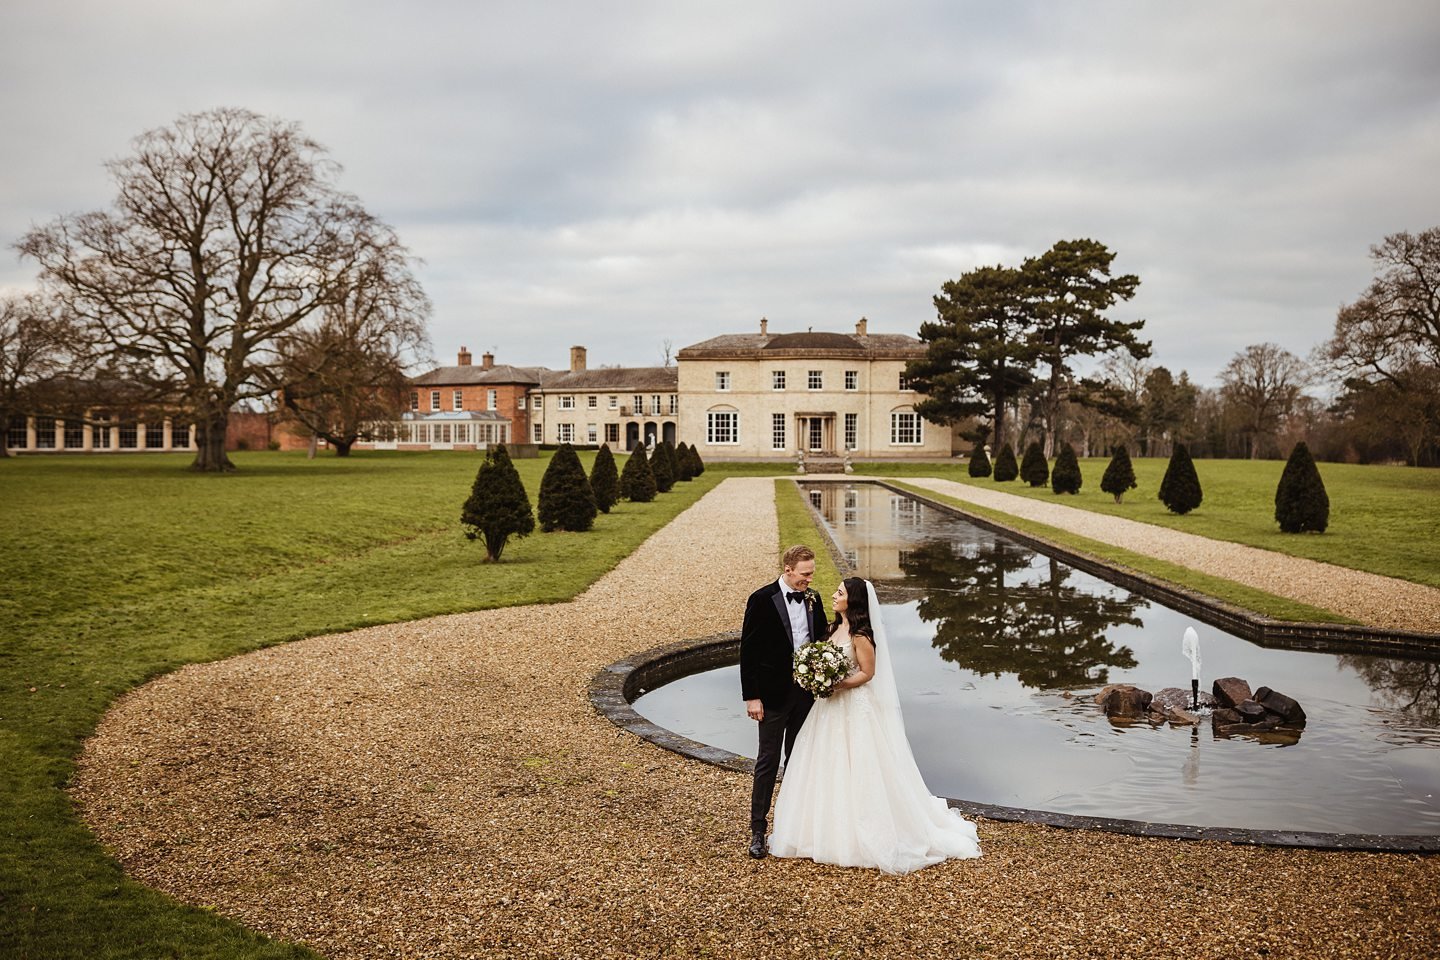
left=741, top=543, right=829, bottom=859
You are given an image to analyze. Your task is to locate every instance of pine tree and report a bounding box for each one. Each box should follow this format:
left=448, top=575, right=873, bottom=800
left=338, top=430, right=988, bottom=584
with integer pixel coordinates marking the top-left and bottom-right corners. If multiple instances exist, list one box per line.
left=1020, top=441, right=1049, bottom=487
left=619, top=444, right=657, bottom=502
left=1051, top=442, right=1082, bottom=494
left=1275, top=441, right=1329, bottom=533
left=460, top=444, right=534, bottom=561
left=1100, top=445, right=1137, bottom=503
left=688, top=444, right=705, bottom=476
left=537, top=443, right=597, bottom=532
left=968, top=445, right=992, bottom=478
left=1158, top=443, right=1203, bottom=515
left=674, top=441, right=696, bottom=481
left=992, top=442, right=1018, bottom=482
left=651, top=441, right=675, bottom=492
left=589, top=443, right=619, bottom=513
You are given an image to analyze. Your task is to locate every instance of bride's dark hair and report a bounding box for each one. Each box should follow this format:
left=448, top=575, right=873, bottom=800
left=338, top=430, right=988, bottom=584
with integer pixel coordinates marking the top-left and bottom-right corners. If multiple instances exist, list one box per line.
left=829, top=576, right=874, bottom=642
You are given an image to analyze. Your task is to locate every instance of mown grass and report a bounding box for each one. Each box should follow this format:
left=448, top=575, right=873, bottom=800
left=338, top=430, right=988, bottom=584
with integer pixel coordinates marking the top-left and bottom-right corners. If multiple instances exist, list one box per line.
left=856, top=457, right=1440, bottom=590
left=0, top=451, right=777, bottom=960
left=774, top=479, right=842, bottom=606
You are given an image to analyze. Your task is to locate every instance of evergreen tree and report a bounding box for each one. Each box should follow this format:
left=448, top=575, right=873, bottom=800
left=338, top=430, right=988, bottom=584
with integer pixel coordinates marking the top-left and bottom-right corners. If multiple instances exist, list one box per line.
left=674, top=441, right=696, bottom=481
left=1051, top=442, right=1082, bottom=494
left=537, top=443, right=597, bottom=532
left=619, top=444, right=657, bottom=502
left=1275, top=441, right=1329, bottom=533
left=589, top=442, right=619, bottom=513
left=968, top=445, right=992, bottom=478
left=992, top=442, right=1019, bottom=482
left=651, top=441, right=675, bottom=492
left=1158, top=443, right=1203, bottom=514
left=1100, top=445, right=1137, bottom=503
left=689, top=444, right=705, bottom=476
left=1020, top=441, right=1049, bottom=487
left=460, top=444, right=534, bottom=561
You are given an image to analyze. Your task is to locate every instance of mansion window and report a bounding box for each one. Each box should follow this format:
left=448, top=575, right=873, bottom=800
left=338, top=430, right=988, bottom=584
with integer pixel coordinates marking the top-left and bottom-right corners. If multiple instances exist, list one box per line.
left=518, top=395, right=526, bottom=410
left=587, top=423, right=598, bottom=444
left=706, top=411, right=739, bottom=445
left=890, top=411, right=922, bottom=445
left=533, top=423, right=542, bottom=443
left=6, top=416, right=26, bottom=450
left=94, top=418, right=112, bottom=449
left=650, top=395, right=661, bottom=415
left=845, top=370, right=858, bottom=390
left=430, top=390, right=441, bottom=411
left=588, top=395, right=598, bottom=409
left=772, top=370, right=786, bottom=390
left=559, top=395, right=575, bottom=410
left=171, top=424, right=188, bottom=448
left=808, top=370, right=823, bottom=390
left=486, top=389, right=496, bottom=411
left=899, top=373, right=914, bottom=391
left=608, top=395, right=618, bottom=410
left=455, top=390, right=465, bottom=411
left=557, top=423, right=574, bottom=443
left=844, top=413, right=857, bottom=450
left=119, top=423, right=138, bottom=448
left=605, top=423, right=619, bottom=444
left=715, top=371, right=731, bottom=391
left=632, top=395, right=643, bottom=415
left=64, top=420, right=85, bottom=449
left=668, top=394, right=678, bottom=415
left=410, top=391, right=419, bottom=411
left=772, top=413, right=786, bottom=450
left=146, top=423, right=165, bottom=448
left=34, top=417, right=55, bottom=449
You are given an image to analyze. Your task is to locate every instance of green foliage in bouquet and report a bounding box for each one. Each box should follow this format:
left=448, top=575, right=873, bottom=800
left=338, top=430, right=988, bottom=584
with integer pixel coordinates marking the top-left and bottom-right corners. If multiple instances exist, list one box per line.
left=1019, top=441, right=1049, bottom=488
left=537, top=443, right=597, bottom=532
left=460, top=443, right=535, bottom=561
left=1101, top=444, right=1138, bottom=503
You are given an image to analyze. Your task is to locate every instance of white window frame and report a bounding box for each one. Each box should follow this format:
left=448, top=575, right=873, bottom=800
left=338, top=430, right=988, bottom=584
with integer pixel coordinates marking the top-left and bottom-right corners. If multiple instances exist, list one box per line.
left=650, top=394, right=661, bottom=415
left=559, top=395, right=575, bottom=410
left=586, top=423, right=598, bottom=444
left=772, top=370, right=786, bottom=390
left=899, top=373, right=914, bottom=391
left=486, top=389, right=497, bottom=411
left=518, top=395, right=526, bottom=410
left=890, top=411, right=923, bottom=445
left=845, top=370, right=858, bottom=390
left=558, top=423, right=574, bottom=444
left=715, top=371, right=731, bottom=392
left=844, top=412, right=857, bottom=450
left=632, top=394, right=643, bottom=414
left=587, top=395, right=598, bottom=409
left=532, top=423, right=542, bottom=443
left=807, top=370, right=823, bottom=390
left=410, top=392, right=419, bottom=411
left=608, top=395, right=618, bottom=410
left=605, top=423, right=619, bottom=444
left=706, top=410, right=739, bottom=445
left=429, top=390, right=441, bottom=411
left=772, top=413, right=786, bottom=450
left=668, top=394, right=678, bottom=415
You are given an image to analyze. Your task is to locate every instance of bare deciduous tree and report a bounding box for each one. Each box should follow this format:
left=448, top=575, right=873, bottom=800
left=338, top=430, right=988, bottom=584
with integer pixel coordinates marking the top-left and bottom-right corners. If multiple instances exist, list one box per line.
left=0, top=293, right=83, bottom=456
left=1219, top=343, right=1309, bottom=459
left=19, top=107, right=420, bottom=472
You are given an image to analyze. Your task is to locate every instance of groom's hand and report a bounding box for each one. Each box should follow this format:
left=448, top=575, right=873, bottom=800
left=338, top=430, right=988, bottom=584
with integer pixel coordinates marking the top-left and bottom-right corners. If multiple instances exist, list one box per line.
left=746, top=698, right=764, bottom=722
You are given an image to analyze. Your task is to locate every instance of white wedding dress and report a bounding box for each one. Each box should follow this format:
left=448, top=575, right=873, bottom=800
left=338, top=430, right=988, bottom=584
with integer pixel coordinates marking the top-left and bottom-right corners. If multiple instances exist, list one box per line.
left=769, top=582, right=982, bottom=874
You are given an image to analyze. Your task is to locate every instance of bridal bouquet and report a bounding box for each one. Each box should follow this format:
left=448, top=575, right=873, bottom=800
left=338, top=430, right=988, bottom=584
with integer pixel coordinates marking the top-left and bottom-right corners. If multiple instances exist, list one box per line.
left=793, top=639, right=851, bottom=699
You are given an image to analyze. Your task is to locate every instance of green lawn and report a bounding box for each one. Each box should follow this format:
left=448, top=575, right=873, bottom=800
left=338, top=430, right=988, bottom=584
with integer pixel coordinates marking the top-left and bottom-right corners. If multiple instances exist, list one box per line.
left=0, top=451, right=776, bottom=960
left=856, top=457, right=1440, bottom=590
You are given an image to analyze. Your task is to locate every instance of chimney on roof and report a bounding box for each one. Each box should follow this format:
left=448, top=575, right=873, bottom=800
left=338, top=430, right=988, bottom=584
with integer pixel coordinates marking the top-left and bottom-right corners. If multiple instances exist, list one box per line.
left=481, top=351, right=494, bottom=370
left=458, top=346, right=472, bottom=366
left=570, top=345, right=587, bottom=372
left=856, top=317, right=868, bottom=336
left=760, top=317, right=768, bottom=335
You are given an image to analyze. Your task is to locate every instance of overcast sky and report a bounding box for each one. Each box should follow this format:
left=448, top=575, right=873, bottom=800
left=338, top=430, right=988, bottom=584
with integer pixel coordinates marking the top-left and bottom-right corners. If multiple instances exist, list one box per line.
left=3, top=1, right=1438, bottom=385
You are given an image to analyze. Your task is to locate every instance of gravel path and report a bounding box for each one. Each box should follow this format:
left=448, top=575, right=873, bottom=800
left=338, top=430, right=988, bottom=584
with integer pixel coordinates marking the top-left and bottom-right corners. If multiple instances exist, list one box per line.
left=73, top=478, right=1440, bottom=959
left=900, top=477, right=1440, bottom=634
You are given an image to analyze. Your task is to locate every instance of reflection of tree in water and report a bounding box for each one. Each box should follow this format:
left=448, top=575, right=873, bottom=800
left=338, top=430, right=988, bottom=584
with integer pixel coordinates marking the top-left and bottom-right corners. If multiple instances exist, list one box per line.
left=1340, top=654, right=1440, bottom=726
left=900, top=539, right=1145, bottom=689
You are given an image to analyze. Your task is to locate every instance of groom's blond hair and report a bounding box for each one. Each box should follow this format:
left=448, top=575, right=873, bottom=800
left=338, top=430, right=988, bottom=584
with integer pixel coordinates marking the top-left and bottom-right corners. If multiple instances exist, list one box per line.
left=781, top=544, right=815, bottom=569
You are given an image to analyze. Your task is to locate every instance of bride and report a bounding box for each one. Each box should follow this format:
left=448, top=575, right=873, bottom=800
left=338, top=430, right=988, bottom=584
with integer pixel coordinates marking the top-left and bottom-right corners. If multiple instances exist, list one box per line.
left=769, top=577, right=982, bottom=873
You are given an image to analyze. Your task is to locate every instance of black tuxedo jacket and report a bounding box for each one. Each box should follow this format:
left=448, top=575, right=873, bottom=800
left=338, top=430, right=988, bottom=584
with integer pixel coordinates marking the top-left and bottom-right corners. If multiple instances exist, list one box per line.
left=740, top=581, right=830, bottom=709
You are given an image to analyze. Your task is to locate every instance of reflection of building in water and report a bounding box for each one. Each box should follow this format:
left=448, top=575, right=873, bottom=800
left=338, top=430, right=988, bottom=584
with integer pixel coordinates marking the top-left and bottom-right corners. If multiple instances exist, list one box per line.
left=801, top=483, right=922, bottom=581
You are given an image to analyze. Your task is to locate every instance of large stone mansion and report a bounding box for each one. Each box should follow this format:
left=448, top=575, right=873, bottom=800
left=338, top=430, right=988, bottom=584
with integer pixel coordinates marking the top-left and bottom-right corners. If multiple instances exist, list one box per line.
left=361, top=318, right=961, bottom=460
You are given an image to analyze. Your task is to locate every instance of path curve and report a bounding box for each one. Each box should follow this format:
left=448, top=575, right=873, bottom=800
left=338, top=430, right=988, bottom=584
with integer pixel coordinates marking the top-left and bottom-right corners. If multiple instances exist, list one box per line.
left=72, top=478, right=1440, bottom=959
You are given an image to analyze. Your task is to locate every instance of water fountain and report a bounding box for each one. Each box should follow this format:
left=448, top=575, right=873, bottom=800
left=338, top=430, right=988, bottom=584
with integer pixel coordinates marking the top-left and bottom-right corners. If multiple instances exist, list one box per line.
left=1182, top=626, right=1201, bottom=710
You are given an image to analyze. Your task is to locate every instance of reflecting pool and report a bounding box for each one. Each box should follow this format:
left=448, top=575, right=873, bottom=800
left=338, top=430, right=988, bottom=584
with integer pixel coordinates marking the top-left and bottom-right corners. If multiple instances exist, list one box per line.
left=633, top=482, right=1440, bottom=835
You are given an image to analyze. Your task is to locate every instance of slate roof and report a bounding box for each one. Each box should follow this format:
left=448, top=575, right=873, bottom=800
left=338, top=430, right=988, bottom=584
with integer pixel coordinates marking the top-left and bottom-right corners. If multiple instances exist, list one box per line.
left=677, top=329, right=923, bottom=359
left=535, top=367, right=678, bottom=392
left=410, top=364, right=549, bottom=387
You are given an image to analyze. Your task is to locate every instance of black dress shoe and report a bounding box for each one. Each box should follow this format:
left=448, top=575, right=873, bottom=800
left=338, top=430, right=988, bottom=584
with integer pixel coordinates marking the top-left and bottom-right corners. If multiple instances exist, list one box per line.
left=748, top=833, right=768, bottom=859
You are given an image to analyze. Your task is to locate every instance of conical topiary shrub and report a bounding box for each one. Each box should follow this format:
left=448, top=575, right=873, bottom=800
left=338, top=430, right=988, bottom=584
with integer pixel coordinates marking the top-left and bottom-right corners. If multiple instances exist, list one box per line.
left=537, top=443, right=597, bottom=532
left=688, top=443, right=705, bottom=476
left=1275, top=441, right=1329, bottom=533
left=619, top=444, right=657, bottom=502
left=992, top=443, right=1018, bottom=482
left=651, top=441, right=675, bottom=492
left=590, top=442, right=619, bottom=513
left=1101, top=445, right=1138, bottom=504
left=1051, top=442, right=1081, bottom=494
left=1020, top=441, right=1049, bottom=488
left=460, top=443, right=534, bottom=561
left=674, top=441, right=696, bottom=481
left=968, top=446, right=992, bottom=478
left=1158, top=443, right=1203, bottom=515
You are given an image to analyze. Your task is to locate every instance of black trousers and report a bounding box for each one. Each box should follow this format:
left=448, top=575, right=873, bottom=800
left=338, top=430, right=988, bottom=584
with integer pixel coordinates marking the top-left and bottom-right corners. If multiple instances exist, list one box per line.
left=749, top=685, right=813, bottom=835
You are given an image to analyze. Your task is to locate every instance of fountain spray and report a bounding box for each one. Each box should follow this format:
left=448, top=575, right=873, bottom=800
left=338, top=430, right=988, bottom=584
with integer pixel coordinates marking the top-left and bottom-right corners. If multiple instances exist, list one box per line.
left=1182, top=626, right=1201, bottom=710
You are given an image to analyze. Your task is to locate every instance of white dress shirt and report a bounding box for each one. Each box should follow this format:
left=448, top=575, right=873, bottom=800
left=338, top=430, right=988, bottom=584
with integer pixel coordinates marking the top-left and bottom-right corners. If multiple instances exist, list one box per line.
left=778, top=577, right=812, bottom=650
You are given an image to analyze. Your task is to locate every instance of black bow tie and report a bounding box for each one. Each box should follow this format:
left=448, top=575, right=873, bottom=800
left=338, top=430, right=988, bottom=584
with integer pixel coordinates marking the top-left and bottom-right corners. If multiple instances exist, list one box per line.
left=786, top=591, right=805, bottom=604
